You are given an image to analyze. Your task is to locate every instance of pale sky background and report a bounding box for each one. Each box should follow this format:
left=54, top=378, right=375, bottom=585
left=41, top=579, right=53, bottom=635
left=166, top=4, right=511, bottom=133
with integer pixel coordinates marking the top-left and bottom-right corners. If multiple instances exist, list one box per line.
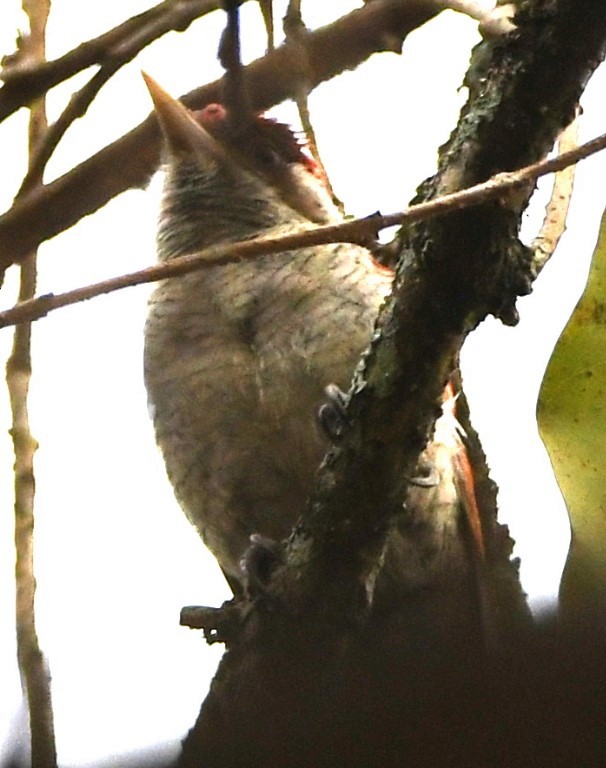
left=0, top=1, right=605, bottom=765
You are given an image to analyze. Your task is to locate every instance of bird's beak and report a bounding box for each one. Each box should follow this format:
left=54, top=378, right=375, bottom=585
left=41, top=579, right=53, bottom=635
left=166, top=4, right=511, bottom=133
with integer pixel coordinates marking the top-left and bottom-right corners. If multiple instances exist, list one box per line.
left=142, top=71, right=223, bottom=161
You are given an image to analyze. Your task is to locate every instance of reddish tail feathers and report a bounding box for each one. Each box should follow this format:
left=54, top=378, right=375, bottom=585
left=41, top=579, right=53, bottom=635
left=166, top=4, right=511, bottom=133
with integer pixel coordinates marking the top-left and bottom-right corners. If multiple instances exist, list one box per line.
left=443, top=381, right=485, bottom=559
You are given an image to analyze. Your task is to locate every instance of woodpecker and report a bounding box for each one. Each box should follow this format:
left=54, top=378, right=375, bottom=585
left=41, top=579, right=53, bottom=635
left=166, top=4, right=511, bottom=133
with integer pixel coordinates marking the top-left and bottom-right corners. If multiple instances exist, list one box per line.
left=142, top=75, right=483, bottom=603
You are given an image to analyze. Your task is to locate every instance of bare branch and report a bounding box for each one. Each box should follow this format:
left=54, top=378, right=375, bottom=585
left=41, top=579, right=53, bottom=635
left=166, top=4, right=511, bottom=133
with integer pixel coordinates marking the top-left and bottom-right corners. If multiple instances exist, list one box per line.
left=180, top=602, right=248, bottom=644
left=283, top=0, right=345, bottom=213
left=19, top=60, right=129, bottom=193
left=436, top=0, right=516, bottom=36
left=258, top=0, right=275, bottom=51
left=0, top=0, right=224, bottom=122
left=6, top=1, right=57, bottom=766
left=219, top=0, right=255, bottom=132
left=531, top=114, right=580, bottom=277
left=0, top=0, right=442, bottom=273
left=1, top=125, right=605, bottom=330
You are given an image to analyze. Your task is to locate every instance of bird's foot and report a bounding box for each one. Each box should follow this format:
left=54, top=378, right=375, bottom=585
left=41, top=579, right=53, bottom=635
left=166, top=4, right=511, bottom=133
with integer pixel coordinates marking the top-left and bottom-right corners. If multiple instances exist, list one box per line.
left=240, top=533, right=284, bottom=598
left=317, top=383, right=349, bottom=441
left=408, top=458, right=440, bottom=488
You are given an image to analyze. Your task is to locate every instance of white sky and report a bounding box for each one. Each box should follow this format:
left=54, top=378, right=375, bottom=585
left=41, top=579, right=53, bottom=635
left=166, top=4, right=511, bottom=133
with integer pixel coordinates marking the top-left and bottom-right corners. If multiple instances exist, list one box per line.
left=0, top=1, right=605, bottom=765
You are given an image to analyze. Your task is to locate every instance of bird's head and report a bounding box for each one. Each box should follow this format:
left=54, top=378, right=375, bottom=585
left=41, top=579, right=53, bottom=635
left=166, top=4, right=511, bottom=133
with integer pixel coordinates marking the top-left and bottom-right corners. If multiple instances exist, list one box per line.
left=143, top=72, right=340, bottom=244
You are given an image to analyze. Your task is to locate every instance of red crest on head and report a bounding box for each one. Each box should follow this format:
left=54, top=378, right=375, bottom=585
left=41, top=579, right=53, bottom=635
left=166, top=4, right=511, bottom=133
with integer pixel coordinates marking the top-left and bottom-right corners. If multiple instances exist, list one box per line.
left=193, top=103, right=323, bottom=181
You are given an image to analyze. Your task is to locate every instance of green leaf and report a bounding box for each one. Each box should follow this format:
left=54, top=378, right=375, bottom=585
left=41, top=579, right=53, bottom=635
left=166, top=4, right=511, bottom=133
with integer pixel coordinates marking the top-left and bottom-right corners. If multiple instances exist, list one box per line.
left=538, top=208, right=606, bottom=635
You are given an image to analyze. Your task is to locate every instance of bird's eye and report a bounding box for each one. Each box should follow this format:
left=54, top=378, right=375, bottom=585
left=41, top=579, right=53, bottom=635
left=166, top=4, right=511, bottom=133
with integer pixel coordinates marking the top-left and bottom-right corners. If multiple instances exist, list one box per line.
left=256, top=145, right=282, bottom=170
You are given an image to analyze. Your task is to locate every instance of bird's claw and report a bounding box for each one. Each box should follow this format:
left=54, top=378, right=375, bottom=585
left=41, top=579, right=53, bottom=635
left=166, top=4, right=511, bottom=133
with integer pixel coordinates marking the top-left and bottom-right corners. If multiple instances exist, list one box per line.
left=239, top=533, right=284, bottom=597
left=317, top=383, right=349, bottom=441
left=408, top=459, right=440, bottom=488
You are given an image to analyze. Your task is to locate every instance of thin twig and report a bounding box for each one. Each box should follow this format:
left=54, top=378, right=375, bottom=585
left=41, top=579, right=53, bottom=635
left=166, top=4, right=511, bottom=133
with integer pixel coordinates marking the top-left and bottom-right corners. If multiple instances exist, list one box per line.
left=1, top=125, right=605, bottom=330
left=531, top=115, right=580, bottom=277
left=283, top=0, right=344, bottom=213
left=19, top=63, right=125, bottom=193
left=0, top=0, right=224, bottom=122
left=436, top=0, right=516, bottom=36
left=5, top=2, right=57, bottom=766
left=258, top=0, right=275, bottom=51
left=219, top=0, right=254, bottom=132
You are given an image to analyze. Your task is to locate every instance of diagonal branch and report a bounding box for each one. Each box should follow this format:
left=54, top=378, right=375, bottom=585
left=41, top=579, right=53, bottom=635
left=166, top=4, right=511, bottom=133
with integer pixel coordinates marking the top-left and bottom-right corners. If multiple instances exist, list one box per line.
left=0, top=0, right=224, bottom=122
left=282, top=0, right=606, bottom=614
left=0, top=0, right=442, bottom=273
left=19, top=57, right=136, bottom=194
left=1, top=125, right=604, bottom=330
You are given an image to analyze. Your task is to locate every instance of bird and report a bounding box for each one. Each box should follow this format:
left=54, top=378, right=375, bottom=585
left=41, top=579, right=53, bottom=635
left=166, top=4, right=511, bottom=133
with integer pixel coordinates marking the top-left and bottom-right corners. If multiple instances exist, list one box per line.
left=142, top=74, right=483, bottom=606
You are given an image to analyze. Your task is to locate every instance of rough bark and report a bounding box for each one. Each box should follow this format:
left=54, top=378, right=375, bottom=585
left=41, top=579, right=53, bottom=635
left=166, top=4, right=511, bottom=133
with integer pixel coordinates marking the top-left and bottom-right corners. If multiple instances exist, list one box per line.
left=174, top=2, right=606, bottom=766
